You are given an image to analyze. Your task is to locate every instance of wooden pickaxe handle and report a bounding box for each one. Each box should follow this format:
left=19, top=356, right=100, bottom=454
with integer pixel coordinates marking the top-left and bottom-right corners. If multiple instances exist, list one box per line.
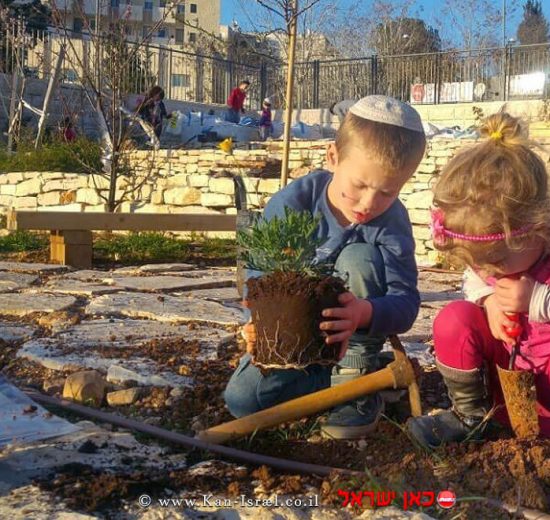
left=198, top=336, right=421, bottom=444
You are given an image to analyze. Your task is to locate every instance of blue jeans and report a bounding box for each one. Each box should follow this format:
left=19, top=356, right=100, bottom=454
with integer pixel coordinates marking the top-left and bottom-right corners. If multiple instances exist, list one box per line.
left=225, top=109, right=240, bottom=124
left=224, top=243, right=387, bottom=418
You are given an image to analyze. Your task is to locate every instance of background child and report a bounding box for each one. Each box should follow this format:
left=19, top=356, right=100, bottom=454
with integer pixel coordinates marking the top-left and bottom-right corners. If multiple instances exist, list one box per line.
left=225, top=80, right=250, bottom=124
left=259, top=98, right=273, bottom=141
left=224, top=95, right=426, bottom=439
left=138, top=86, right=171, bottom=139
left=408, top=112, right=550, bottom=448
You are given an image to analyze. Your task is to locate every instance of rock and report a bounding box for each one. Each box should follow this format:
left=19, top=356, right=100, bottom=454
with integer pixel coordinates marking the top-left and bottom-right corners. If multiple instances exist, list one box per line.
left=43, top=377, right=65, bottom=395
left=143, top=417, right=161, bottom=426
left=170, top=387, right=185, bottom=398
left=106, top=387, right=142, bottom=406
left=63, top=370, right=106, bottom=406
left=164, top=397, right=176, bottom=407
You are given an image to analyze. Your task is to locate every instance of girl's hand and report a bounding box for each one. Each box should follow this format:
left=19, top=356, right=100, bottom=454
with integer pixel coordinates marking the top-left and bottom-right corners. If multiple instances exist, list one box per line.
left=494, top=275, right=535, bottom=314
left=483, top=293, right=519, bottom=346
left=320, top=292, right=373, bottom=357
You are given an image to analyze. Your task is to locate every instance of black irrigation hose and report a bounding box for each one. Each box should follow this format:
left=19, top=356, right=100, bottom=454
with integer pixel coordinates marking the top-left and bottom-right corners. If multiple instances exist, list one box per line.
left=23, top=389, right=550, bottom=519
left=24, top=389, right=363, bottom=478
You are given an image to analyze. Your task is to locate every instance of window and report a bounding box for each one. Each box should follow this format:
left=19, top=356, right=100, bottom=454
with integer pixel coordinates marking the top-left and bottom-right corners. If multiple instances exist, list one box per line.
left=144, top=1, right=152, bottom=10
left=177, top=4, right=184, bottom=13
left=89, top=19, right=95, bottom=30
left=190, top=3, right=197, bottom=13
left=158, top=28, right=166, bottom=37
left=110, top=0, right=119, bottom=7
left=171, top=74, right=190, bottom=88
left=175, top=28, right=184, bottom=43
left=159, top=0, right=166, bottom=6
left=73, top=18, right=83, bottom=33
left=189, top=32, right=196, bottom=43
left=143, top=25, right=151, bottom=37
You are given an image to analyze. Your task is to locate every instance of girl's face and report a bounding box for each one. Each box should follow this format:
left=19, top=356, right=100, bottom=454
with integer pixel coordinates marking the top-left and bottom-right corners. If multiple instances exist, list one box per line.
left=479, top=237, right=546, bottom=279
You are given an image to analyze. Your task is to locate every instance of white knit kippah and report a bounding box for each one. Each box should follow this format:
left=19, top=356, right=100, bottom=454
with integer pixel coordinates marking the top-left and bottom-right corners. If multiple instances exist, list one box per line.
left=348, top=95, right=424, bottom=133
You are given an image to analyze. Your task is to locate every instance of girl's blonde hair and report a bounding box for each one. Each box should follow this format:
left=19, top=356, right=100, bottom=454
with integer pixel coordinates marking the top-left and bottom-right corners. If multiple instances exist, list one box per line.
left=433, top=112, right=550, bottom=272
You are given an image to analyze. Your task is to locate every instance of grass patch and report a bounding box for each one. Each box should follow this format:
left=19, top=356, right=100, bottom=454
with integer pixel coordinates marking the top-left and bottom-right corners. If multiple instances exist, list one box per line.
left=0, top=231, right=49, bottom=252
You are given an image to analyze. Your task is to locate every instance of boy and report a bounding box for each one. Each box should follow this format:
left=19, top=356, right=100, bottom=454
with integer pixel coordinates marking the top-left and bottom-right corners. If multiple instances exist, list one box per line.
left=225, top=80, right=250, bottom=124
left=224, top=95, right=426, bottom=439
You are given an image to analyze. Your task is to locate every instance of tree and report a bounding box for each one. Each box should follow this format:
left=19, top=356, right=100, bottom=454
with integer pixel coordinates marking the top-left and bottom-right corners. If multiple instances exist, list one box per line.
left=372, top=17, right=441, bottom=55
left=517, top=0, right=550, bottom=45
left=47, top=0, right=177, bottom=212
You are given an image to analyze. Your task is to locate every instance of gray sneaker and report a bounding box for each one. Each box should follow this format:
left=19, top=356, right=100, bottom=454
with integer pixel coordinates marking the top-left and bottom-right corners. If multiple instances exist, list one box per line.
left=321, top=392, right=385, bottom=439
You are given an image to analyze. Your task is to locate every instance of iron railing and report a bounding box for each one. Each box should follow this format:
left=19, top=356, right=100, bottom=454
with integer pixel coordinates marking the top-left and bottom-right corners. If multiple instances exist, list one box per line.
left=2, top=25, right=549, bottom=110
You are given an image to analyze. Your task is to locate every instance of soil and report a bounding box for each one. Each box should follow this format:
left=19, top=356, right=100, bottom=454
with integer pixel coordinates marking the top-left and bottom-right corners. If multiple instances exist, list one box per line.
left=247, top=271, right=347, bottom=369
left=497, top=366, right=540, bottom=438
left=6, top=330, right=549, bottom=517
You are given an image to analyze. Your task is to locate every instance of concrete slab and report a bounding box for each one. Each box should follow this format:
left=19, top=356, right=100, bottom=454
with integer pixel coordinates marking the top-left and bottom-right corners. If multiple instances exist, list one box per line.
left=60, top=270, right=112, bottom=282
left=106, top=274, right=234, bottom=292
left=176, top=286, right=241, bottom=302
left=0, top=321, right=36, bottom=342
left=0, top=293, right=77, bottom=316
left=42, top=279, right=121, bottom=296
left=86, top=292, right=244, bottom=325
left=0, top=262, right=68, bottom=274
left=50, top=318, right=234, bottom=352
left=114, top=263, right=195, bottom=274
left=0, top=272, right=39, bottom=292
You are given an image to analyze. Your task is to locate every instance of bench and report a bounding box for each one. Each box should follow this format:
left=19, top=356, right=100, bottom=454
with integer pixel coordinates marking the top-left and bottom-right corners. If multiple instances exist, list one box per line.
left=7, top=210, right=237, bottom=269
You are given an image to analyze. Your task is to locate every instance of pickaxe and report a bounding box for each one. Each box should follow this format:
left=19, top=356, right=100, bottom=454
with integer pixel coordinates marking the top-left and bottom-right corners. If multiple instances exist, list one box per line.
left=198, top=335, right=421, bottom=444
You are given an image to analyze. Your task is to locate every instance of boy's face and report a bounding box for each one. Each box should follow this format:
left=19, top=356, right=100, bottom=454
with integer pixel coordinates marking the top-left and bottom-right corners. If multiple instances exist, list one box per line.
left=326, top=142, right=414, bottom=226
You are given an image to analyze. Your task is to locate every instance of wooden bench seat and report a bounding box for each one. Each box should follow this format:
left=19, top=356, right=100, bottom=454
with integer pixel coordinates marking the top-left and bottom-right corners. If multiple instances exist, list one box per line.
left=7, top=210, right=237, bottom=269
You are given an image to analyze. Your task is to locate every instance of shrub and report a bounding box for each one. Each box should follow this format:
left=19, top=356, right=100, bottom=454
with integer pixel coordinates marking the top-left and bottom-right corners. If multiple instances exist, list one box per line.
left=0, top=138, right=102, bottom=174
left=0, top=231, right=49, bottom=252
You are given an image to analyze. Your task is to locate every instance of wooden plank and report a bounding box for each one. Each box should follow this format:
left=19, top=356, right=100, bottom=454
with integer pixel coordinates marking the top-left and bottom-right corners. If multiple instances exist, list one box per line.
left=9, top=212, right=237, bottom=232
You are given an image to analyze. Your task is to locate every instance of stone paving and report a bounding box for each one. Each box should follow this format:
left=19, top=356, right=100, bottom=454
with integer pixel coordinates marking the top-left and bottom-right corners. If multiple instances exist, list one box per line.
left=0, top=262, right=463, bottom=519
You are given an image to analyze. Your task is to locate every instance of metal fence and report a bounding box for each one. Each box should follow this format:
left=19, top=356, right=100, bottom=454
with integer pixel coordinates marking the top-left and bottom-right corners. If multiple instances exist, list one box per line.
left=0, top=27, right=269, bottom=109
left=294, top=43, right=550, bottom=108
left=2, top=25, right=549, bottom=110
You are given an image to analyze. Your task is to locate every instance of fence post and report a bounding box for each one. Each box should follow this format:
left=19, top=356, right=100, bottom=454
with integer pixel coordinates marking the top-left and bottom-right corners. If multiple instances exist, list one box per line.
left=168, top=47, right=173, bottom=99
left=312, top=59, right=320, bottom=108
left=260, top=61, right=268, bottom=105
left=435, top=52, right=442, bottom=104
left=371, top=54, right=378, bottom=95
left=503, top=44, right=510, bottom=101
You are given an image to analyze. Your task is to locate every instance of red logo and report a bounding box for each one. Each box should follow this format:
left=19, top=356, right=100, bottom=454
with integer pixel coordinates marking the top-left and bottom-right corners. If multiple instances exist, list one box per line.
left=437, top=490, right=456, bottom=509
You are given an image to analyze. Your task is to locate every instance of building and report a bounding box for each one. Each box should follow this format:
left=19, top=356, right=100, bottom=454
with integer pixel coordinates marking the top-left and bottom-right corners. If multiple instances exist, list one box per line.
left=51, top=0, right=220, bottom=45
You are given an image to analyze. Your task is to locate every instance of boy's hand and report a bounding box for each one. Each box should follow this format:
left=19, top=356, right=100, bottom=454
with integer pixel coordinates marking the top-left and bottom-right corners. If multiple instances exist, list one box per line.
left=483, top=293, right=518, bottom=346
left=320, top=292, right=373, bottom=356
left=494, top=275, right=534, bottom=314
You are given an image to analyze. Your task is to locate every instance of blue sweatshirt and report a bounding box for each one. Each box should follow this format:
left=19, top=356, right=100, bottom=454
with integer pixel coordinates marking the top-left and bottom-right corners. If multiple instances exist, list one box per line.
left=256, top=169, right=420, bottom=337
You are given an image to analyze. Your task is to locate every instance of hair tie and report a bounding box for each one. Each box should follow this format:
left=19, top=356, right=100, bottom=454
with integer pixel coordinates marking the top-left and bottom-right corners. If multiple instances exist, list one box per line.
left=490, top=130, right=503, bottom=141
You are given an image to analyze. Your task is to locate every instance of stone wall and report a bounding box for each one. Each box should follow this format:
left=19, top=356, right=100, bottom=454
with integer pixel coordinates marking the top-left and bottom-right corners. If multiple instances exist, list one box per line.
left=1, top=138, right=549, bottom=263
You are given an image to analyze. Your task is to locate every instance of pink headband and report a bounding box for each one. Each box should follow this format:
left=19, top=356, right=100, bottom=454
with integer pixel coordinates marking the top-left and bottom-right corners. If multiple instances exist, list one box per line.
left=430, top=208, right=533, bottom=245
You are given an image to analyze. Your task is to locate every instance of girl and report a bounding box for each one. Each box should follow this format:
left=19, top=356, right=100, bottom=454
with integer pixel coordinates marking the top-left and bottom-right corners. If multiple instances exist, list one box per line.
left=138, top=86, right=171, bottom=139
left=408, top=112, right=550, bottom=448
left=259, top=98, right=273, bottom=141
